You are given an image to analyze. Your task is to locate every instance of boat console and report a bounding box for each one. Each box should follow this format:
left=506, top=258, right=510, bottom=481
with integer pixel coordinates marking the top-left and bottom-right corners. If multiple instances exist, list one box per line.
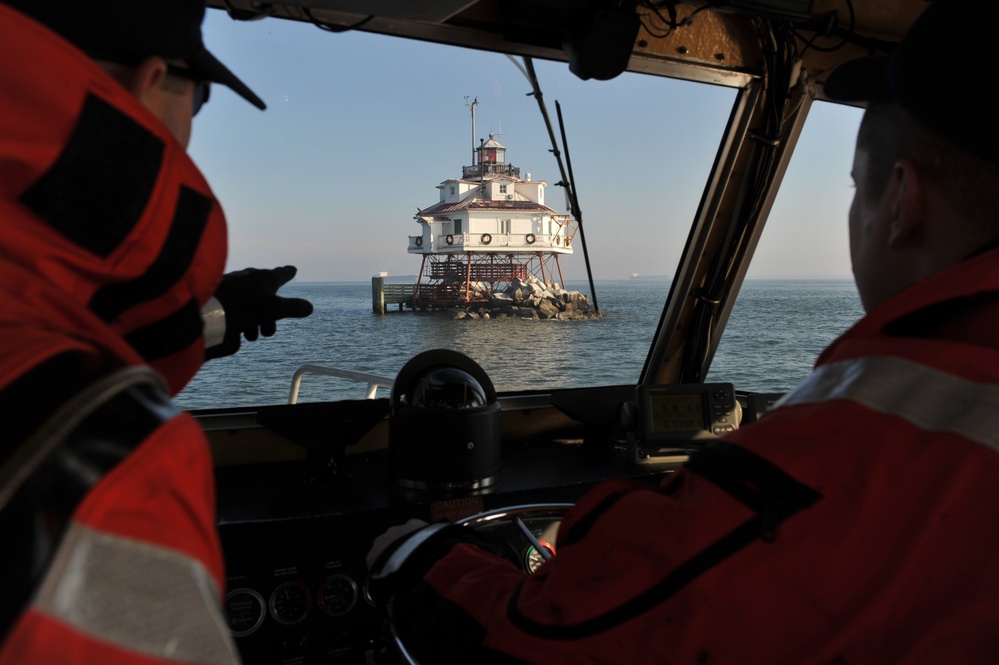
left=202, top=355, right=780, bottom=663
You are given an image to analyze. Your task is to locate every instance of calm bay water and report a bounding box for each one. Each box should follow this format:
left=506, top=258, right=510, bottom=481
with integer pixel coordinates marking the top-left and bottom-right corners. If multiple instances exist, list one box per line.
left=175, top=279, right=864, bottom=410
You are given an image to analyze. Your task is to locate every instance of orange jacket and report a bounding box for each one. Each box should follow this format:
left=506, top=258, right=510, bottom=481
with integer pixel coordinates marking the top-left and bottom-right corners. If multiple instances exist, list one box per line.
left=375, top=247, right=999, bottom=664
left=0, top=4, right=236, bottom=662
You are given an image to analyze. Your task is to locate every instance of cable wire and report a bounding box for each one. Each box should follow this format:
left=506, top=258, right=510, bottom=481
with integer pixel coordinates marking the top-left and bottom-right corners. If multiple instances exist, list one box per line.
left=303, top=7, right=373, bottom=33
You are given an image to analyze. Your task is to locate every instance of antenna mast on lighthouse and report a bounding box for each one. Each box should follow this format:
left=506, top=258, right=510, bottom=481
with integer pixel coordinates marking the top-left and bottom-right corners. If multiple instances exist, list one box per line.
left=465, top=96, right=478, bottom=166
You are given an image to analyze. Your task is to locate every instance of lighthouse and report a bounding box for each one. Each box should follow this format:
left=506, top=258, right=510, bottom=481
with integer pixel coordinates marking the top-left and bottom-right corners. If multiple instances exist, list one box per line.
left=407, top=122, right=576, bottom=307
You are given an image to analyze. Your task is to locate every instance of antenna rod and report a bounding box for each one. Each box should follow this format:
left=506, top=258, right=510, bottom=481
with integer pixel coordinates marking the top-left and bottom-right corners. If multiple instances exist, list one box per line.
left=521, top=57, right=600, bottom=315
left=465, top=96, right=478, bottom=166
left=556, top=100, right=599, bottom=315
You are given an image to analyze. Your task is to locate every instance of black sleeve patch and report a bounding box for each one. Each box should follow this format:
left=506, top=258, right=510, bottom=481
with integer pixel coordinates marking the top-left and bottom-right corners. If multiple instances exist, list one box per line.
left=20, top=93, right=164, bottom=258
left=89, top=185, right=212, bottom=322
left=123, top=298, right=204, bottom=361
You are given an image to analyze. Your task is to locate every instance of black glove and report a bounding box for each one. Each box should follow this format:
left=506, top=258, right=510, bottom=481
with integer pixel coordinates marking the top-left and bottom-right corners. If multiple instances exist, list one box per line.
left=205, top=266, right=314, bottom=359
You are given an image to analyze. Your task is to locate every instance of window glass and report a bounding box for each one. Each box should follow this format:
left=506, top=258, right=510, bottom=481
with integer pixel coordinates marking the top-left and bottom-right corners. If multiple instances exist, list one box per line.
left=707, top=102, right=866, bottom=393
left=177, top=12, right=737, bottom=408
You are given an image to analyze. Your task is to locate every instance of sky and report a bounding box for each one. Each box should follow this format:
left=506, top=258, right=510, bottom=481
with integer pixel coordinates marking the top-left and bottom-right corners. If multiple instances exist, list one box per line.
left=189, top=9, right=864, bottom=283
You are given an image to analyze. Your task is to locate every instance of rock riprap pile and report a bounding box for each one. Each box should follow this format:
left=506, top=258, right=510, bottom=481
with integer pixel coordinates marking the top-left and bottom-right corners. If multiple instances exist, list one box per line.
left=452, top=275, right=599, bottom=320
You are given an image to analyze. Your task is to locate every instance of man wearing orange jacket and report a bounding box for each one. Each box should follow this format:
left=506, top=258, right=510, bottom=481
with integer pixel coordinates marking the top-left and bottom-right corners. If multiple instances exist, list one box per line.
left=368, top=0, right=999, bottom=661
left=0, top=1, right=309, bottom=662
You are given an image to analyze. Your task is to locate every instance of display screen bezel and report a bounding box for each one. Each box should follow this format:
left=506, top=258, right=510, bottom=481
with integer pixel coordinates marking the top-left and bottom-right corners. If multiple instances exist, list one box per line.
left=639, top=386, right=710, bottom=442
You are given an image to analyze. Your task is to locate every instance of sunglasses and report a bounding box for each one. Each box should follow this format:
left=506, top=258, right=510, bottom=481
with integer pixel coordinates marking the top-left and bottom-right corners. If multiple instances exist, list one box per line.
left=166, top=64, right=212, bottom=116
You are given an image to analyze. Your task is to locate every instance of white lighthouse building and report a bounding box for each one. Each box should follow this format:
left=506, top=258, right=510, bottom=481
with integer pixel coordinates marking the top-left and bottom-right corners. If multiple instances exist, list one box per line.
left=408, top=132, right=576, bottom=306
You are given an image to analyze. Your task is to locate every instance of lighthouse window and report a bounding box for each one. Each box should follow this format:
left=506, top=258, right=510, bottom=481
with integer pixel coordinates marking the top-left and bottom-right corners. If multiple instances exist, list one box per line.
left=499, top=185, right=507, bottom=194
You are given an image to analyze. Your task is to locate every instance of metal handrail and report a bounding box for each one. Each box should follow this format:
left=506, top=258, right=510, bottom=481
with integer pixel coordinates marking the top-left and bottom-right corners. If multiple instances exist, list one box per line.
left=288, top=364, right=394, bottom=403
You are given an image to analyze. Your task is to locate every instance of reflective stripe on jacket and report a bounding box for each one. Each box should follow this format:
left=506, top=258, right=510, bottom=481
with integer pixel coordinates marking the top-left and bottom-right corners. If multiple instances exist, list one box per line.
left=1, top=411, right=238, bottom=664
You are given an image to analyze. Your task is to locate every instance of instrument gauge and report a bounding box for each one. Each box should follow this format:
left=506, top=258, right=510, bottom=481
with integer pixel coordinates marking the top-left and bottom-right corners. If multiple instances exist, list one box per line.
left=318, top=574, right=359, bottom=617
left=224, top=588, right=266, bottom=637
left=269, top=581, right=311, bottom=625
left=524, top=541, right=556, bottom=574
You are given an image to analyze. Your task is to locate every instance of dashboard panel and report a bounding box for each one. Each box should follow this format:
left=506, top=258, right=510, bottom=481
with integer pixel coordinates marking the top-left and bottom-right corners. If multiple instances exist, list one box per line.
left=207, top=385, right=779, bottom=663
left=214, top=441, right=671, bottom=663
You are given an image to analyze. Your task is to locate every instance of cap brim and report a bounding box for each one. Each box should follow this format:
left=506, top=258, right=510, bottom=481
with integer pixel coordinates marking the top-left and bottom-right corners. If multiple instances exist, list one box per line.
left=191, top=48, right=266, bottom=110
left=823, top=56, right=891, bottom=103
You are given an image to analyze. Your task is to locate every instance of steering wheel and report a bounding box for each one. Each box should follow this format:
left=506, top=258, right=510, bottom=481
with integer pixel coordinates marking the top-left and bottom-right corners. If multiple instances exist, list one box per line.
left=459, top=502, right=573, bottom=568
left=389, top=503, right=574, bottom=664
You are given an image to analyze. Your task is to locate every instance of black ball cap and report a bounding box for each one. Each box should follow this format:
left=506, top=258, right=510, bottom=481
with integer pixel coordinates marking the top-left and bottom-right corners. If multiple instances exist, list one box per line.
left=4, top=0, right=266, bottom=110
left=823, top=0, right=995, bottom=165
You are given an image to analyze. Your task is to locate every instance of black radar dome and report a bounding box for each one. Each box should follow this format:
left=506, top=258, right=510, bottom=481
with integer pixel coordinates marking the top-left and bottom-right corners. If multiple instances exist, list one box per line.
left=403, top=367, right=488, bottom=409
left=390, top=350, right=501, bottom=491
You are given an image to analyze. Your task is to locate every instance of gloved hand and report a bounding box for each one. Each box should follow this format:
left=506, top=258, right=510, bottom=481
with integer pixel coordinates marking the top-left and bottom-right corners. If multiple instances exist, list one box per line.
left=366, top=518, right=429, bottom=570
left=204, top=265, right=313, bottom=359
left=365, top=519, right=513, bottom=609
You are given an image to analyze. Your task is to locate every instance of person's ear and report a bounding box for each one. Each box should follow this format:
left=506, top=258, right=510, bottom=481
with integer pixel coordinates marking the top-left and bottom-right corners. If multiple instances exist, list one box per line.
left=886, top=158, right=923, bottom=248
left=119, top=56, right=169, bottom=105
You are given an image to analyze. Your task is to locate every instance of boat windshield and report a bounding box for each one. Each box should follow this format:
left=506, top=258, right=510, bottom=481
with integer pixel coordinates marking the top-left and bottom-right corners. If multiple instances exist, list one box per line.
left=707, top=101, right=865, bottom=394
left=177, top=12, right=858, bottom=409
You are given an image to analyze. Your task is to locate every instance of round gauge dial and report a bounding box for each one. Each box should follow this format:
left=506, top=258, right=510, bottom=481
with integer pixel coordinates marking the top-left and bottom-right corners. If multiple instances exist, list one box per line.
left=224, top=588, right=266, bottom=637
left=318, top=574, right=359, bottom=616
left=269, top=581, right=311, bottom=625
left=524, top=541, right=556, bottom=574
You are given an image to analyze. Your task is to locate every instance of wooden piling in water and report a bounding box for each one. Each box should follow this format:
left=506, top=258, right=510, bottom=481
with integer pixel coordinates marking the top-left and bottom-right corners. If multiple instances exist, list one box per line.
left=372, top=276, right=415, bottom=314
left=372, top=276, right=385, bottom=314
